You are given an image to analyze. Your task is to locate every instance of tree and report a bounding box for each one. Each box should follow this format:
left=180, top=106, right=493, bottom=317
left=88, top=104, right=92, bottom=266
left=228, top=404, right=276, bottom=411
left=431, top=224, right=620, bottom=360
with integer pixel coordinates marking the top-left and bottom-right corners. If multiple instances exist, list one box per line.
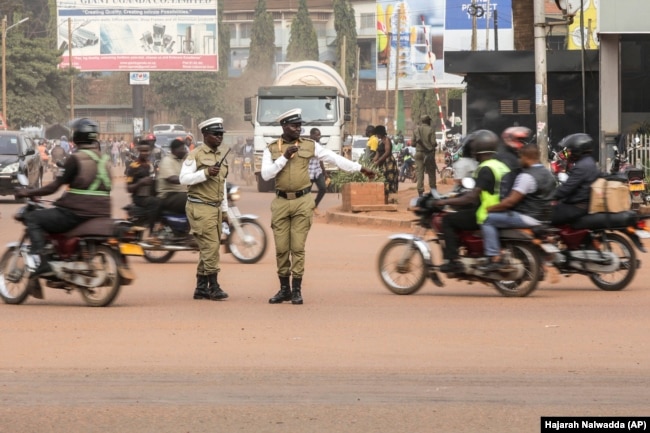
left=244, top=0, right=275, bottom=83
left=6, top=29, right=69, bottom=127
left=410, top=90, right=442, bottom=132
left=333, top=0, right=358, bottom=93
left=512, top=0, right=534, bottom=50
left=286, top=0, right=318, bottom=62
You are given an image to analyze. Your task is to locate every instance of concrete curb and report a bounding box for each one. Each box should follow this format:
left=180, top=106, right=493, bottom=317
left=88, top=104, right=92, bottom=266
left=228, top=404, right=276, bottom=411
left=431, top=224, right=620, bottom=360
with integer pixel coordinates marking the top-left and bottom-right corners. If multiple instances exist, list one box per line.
left=325, top=208, right=416, bottom=230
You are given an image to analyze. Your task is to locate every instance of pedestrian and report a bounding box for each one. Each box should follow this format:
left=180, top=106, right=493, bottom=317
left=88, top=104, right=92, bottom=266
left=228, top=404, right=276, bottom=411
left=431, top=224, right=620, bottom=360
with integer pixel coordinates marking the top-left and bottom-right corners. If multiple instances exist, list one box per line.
left=372, top=125, right=399, bottom=204
left=413, top=114, right=437, bottom=196
left=308, top=128, right=329, bottom=215
left=364, top=124, right=378, bottom=162
left=261, top=109, right=375, bottom=305
left=179, top=117, right=230, bottom=301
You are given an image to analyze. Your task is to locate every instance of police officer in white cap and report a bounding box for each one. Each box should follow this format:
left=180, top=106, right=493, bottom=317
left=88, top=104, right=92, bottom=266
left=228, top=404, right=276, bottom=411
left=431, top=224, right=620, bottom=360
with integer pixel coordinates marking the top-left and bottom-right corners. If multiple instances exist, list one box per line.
left=261, top=108, right=375, bottom=305
left=179, top=117, right=229, bottom=301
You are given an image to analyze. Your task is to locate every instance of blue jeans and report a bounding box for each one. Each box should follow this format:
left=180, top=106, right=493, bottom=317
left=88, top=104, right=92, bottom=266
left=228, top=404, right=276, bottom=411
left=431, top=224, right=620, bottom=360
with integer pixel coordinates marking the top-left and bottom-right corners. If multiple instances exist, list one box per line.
left=311, top=172, right=327, bottom=208
left=481, top=211, right=540, bottom=257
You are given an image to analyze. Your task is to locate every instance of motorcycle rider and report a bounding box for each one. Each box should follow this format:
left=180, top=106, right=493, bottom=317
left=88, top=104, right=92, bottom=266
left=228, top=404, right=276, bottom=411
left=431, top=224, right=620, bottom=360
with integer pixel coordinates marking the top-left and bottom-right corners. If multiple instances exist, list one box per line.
left=478, top=144, right=556, bottom=272
left=550, top=133, right=601, bottom=226
left=432, top=130, right=510, bottom=274
left=398, top=140, right=415, bottom=180
left=126, top=136, right=160, bottom=233
left=156, top=138, right=188, bottom=215
left=497, top=126, right=531, bottom=198
left=15, top=118, right=112, bottom=278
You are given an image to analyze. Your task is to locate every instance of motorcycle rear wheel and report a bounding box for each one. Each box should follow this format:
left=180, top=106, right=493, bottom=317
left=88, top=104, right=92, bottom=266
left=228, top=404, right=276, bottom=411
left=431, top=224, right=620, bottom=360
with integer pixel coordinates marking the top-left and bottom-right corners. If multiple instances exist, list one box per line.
left=143, top=249, right=176, bottom=263
left=378, top=239, right=427, bottom=295
left=228, top=218, right=267, bottom=264
left=80, top=245, right=122, bottom=307
left=589, top=232, right=636, bottom=291
left=492, top=242, right=541, bottom=297
left=0, top=247, right=30, bottom=305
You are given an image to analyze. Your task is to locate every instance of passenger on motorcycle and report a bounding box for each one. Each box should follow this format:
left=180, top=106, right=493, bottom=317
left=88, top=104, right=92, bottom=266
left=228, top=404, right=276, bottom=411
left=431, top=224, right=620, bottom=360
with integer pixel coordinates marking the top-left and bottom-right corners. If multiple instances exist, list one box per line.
left=497, top=126, right=531, bottom=198
left=550, top=133, right=601, bottom=226
left=156, top=138, right=188, bottom=215
left=432, top=130, right=510, bottom=274
left=15, top=118, right=112, bottom=278
left=452, top=136, right=478, bottom=191
left=126, top=136, right=160, bottom=233
left=478, top=144, right=556, bottom=272
left=398, top=141, right=415, bottom=179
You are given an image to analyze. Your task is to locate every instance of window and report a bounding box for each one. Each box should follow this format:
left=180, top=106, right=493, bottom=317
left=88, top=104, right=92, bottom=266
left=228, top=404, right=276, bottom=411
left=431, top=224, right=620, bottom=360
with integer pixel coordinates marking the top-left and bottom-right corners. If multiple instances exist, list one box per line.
left=517, top=99, right=531, bottom=114
left=500, top=100, right=514, bottom=115
left=360, top=13, right=375, bottom=30
left=500, top=99, right=531, bottom=115
left=551, top=99, right=565, bottom=115
left=240, top=23, right=252, bottom=39
left=314, top=22, right=327, bottom=38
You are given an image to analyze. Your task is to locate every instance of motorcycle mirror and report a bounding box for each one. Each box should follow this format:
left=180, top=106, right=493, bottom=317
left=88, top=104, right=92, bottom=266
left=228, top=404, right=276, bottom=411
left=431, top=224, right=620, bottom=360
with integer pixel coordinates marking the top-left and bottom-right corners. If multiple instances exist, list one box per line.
left=461, top=177, right=476, bottom=189
left=16, top=173, right=29, bottom=186
left=558, top=172, right=569, bottom=183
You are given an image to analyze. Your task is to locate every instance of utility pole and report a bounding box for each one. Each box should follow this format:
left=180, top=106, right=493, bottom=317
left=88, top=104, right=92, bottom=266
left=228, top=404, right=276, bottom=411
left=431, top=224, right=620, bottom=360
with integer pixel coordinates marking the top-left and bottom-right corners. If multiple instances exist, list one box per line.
left=393, top=15, right=401, bottom=135
left=534, top=0, right=549, bottom=163
left=68, top=18, right=74, bottom=121
left=471, top=0, right=477, bottom=51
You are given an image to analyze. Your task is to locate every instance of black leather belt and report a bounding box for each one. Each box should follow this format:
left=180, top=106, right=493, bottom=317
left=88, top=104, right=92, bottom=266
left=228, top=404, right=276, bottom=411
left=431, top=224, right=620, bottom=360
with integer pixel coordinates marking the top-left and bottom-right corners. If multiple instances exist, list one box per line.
left=187, top=196, right=221, bottom=207
left=276, top=187, right=311, bottom=200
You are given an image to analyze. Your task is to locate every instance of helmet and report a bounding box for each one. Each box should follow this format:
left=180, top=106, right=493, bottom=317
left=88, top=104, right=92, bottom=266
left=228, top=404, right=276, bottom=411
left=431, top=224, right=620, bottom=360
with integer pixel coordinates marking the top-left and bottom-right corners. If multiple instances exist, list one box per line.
left=501, top=126, right=531, bottom=150
left=137, top=133, right=156, bottom=147
left=71, top=118, right=99, bottom=145
left=560, top=133, right=593, bottom=160
left=467, top=129, right=499, bottom=155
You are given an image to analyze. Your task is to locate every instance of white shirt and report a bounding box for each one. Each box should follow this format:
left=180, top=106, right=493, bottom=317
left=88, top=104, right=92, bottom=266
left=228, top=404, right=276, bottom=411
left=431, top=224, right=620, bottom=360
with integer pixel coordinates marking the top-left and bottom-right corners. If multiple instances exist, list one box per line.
left=261, top=141, right=361, bottom=181
left=179, top=159, right=228, bottom=212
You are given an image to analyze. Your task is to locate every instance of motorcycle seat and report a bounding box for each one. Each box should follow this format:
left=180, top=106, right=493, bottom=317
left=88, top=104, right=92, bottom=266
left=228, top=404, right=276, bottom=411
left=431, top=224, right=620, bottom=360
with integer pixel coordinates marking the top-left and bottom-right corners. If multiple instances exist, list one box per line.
left=571, top=210, right=638, bottom=230
left=65, top=217, right=118, bottom=238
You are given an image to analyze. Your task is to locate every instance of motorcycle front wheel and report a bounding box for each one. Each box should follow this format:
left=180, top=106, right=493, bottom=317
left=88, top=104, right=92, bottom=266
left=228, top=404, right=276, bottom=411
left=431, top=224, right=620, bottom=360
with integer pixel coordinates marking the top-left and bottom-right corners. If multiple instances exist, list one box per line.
left=377, top=239, right=427, bottom=295
left=589, top=232, right=636, bottom=291
left=143, top=249, right=175, bottom=263
left=80, top=245, right=122, bottom=307
left=492, top=242, right=541, bottom=297
left=228, top=218, right=267, bottom=264
left=0, top=247, right=31, bottom=305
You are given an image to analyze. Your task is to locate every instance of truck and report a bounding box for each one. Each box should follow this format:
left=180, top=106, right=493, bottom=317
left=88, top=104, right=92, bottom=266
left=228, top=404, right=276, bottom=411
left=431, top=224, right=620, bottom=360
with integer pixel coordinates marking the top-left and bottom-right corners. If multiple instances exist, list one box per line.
left=244, top=61, right=351, bottom=192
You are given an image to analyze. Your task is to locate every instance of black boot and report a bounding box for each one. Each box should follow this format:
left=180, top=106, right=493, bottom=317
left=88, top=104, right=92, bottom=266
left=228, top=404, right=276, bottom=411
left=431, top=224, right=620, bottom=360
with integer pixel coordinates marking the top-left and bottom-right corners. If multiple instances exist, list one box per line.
left=193, top=274, right=209, bottom=300
left=206, top=274, right=228, bottom=300
left=269, top=276, right=291, bottom=304
left=291, top=277, right=303, bottom=305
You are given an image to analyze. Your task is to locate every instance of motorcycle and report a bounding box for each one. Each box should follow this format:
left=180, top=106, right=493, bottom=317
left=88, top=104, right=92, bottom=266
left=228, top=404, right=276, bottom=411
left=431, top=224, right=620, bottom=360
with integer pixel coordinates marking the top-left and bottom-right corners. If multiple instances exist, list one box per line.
left=536, top=210, right=649, bottom=291
left=377, top=185, right=546, bottom=297
left=398, top=151, right=416, bottom=183
left=0, top=176, right=145, bottom=307
left=126, top=183, right=267, bottom=264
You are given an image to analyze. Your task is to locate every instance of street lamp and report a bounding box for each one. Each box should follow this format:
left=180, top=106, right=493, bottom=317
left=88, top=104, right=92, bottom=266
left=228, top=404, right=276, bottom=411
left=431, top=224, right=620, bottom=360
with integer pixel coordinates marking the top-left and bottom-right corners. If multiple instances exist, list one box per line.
left=2, top=16, right=29, bottom=128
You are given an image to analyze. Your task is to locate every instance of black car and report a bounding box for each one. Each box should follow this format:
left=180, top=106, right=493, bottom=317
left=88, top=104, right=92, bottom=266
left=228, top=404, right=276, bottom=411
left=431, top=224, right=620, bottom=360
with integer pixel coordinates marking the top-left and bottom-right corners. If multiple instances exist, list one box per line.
left=0, top=131, right=43, bottom=200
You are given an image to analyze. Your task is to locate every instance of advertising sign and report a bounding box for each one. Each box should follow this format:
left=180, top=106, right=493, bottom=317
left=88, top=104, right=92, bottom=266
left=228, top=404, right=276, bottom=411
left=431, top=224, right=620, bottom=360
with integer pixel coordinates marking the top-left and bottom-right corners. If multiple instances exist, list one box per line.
left=567, top=0, right=599, bottom=50
left=129, top=72, right=150, bottom=85
left=57, top=0, right=218, bottom=72
left=376, top=0, right=513, bottom=90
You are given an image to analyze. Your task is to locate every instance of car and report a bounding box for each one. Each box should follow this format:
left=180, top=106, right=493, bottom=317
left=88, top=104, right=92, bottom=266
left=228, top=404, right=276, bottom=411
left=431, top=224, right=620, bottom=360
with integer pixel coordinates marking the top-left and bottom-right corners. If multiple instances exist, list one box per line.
left=0, top=130, right=43, bottom=200
left=348, top=135, right=369, bottom=162
left=153, top=124, right=185, bottom=134
left=153, top=131, right=189, bottom=155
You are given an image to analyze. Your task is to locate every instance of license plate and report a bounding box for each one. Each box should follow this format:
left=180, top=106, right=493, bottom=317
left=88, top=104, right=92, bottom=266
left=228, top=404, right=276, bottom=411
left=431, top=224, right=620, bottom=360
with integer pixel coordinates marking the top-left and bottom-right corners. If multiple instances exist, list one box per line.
left=635, top=230, right=650, bottom=239
left=629, top=183, right=645, bottom=191
left=541, top=243, right=560, bottom=253
left=119, top=243, right=144, bottom=256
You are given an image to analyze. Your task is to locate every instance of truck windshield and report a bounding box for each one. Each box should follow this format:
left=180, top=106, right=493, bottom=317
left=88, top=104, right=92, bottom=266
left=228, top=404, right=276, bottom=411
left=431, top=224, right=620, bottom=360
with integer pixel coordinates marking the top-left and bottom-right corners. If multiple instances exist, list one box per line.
left=258, top=96, right=337, bottom=126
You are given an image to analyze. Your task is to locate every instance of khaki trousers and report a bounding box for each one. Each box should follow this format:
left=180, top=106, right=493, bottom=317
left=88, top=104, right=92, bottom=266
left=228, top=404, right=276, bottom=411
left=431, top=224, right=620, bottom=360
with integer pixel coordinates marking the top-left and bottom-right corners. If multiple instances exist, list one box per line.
left=186, top=201, right=222, bottom=275
left=270, top=193, right=314, bottom=278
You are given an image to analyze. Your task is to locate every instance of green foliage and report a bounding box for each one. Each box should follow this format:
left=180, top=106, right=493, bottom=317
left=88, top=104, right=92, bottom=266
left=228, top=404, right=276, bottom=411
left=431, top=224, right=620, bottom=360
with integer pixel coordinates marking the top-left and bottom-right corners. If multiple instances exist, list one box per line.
left=448, top=88, right=464, bottom=99
left=333, top=0, right=358, bottom=92
left=286, top=0, right=319, bottom=62
left=5, top=29, right=68, bottom=127
left=329, top=159, right=384, bottom=190
left=151, top=72, right=226, bottom=124
left=245, top=0, right=275, bottom=82
left=410, top=90, right=440, bottom=129
left=218, top=0, right=230, bottom=79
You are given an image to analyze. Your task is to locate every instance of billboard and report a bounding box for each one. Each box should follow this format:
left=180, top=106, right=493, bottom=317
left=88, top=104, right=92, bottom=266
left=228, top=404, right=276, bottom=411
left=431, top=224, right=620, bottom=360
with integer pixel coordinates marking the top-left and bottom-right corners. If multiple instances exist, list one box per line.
left=57, top=0, right=218, bottom=72
left=376, top=0, right=513, bottom=90
left=567, top=0, right=599, bottom=50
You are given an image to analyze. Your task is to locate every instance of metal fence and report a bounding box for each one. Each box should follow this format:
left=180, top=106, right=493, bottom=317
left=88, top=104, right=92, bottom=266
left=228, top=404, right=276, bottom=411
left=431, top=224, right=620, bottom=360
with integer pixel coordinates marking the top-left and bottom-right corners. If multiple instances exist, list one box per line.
left=620, top=133, right=650, bottom=172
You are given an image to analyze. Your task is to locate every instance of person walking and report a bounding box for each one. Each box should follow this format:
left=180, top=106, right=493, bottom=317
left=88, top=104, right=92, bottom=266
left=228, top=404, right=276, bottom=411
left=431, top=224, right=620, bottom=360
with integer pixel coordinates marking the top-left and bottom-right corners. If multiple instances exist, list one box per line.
left=413, top=114, right=437, bottom=196
left=261, top=109, right=375, bottom=305
left=372, top=125, right=399, bottom=204
left=308, top=128, right=329, bottom=215
left=179, top=118, right=229, bottom=301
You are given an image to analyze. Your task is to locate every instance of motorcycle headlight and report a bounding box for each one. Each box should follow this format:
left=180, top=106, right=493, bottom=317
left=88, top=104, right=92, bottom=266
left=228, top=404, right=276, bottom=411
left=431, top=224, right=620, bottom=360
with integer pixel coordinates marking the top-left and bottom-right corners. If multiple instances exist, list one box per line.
left=244, top=157, right=251, bottom=164
left=228, top=186, right=241, bottom=202
left=1, top=162, right=19, bottom=174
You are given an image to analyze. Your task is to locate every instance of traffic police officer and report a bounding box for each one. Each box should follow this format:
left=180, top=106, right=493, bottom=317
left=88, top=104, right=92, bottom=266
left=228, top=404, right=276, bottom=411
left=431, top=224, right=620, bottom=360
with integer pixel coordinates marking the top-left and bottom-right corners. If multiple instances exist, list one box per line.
left=261, top=108, right=375, bottom=304
left=179, top=117, right=229, bottom=301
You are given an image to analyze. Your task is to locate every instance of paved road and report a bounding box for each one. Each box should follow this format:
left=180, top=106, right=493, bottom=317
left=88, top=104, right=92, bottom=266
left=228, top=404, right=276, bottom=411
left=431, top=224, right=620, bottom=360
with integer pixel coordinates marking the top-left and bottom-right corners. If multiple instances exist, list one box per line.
left=0, top=177, right=649, bottom=433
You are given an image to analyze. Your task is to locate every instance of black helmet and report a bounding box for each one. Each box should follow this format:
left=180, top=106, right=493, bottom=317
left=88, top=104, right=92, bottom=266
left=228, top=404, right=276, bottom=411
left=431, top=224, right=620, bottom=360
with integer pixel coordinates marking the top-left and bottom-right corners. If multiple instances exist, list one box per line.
left=136, top=133, right=157, bottom=147
left=561, top=133, right=593, bottom=160
left=467, top=129, right=499, bottom=155
left=71, top=118, right=99, bottom=145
